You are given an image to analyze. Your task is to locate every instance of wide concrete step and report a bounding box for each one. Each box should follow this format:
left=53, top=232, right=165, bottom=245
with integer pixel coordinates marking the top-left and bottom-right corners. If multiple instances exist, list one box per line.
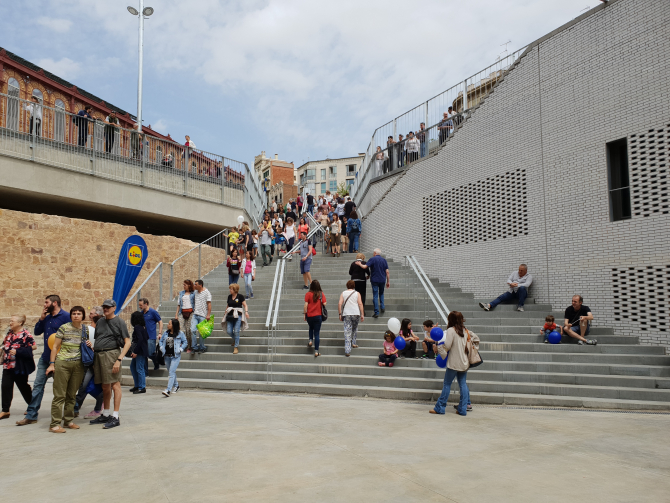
left=124, top=375, right=670, bottom=410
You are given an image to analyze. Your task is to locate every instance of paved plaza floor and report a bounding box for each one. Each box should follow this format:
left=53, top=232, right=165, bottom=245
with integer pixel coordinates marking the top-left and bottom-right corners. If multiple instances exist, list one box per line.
left=2, top=385, right=669, bottom=503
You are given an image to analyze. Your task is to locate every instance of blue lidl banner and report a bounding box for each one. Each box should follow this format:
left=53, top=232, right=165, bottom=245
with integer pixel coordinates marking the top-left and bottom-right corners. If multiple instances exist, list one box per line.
left=112, top=235, right=148, bottom=314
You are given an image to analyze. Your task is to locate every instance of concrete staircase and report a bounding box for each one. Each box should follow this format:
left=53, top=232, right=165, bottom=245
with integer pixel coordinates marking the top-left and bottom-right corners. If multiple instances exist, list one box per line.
left=125, top=252, right=670, bottom=410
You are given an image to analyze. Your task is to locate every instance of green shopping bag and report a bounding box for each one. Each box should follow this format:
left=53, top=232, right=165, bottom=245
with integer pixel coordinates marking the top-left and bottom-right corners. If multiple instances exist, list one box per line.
left=196, top=315, right=215, bottom=339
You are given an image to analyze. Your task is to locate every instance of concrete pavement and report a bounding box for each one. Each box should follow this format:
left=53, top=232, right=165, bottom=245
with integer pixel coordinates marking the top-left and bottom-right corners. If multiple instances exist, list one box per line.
left=1, top=385, right=669, bottom=502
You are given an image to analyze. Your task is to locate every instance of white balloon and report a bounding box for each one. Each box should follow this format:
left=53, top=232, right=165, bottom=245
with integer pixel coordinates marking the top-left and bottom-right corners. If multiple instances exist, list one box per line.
left=387, top=317, right=401, bottom=334
left=237, top=215, right=244, bottom=224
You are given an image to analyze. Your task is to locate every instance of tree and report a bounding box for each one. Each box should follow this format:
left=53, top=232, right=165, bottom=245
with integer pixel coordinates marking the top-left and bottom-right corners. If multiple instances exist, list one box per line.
left=337, top=181, right=350, bottom=196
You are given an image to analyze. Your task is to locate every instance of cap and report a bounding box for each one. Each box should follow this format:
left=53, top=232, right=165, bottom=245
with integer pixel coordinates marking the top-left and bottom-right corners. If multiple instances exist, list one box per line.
left=102, top=299, right=117, bottom=308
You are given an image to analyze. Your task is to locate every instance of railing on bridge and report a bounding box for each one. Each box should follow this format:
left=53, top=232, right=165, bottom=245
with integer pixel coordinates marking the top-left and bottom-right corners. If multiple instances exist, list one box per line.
left=351, top=47, right=527, bottom=205
left=0, top=92, right=264, bottom=223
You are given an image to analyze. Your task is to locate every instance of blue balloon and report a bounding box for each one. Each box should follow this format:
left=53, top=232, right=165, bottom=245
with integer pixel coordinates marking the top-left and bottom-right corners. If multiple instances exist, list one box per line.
left=430, top=327, right=444, bottom=342
left=394, top=335, right=406, bottom=351
left=547, top=330, right=562, bottom=344
left=436, top=354, right=447, bottom=368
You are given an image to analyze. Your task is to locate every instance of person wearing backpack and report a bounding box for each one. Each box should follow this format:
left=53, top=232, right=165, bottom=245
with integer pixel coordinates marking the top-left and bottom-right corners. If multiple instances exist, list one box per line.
left=346, top=210, right=362, bottom=253
left=47, top=306, right=90, bottom=433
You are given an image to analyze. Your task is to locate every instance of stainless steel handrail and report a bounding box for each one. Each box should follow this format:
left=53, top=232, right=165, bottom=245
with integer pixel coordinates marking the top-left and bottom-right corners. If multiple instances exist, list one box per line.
left=267, top=259, right=285, bottom=384
left=169, top=229, right=227, bottom=300
left=119, top=262, right=164, bottom=311
left=405, top=255, right=449, bottom=325
left=265, top=262, right=282, bottom=328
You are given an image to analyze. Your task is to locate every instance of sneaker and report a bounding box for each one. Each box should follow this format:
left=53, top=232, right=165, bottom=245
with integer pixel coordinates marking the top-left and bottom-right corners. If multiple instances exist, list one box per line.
left=400, top=355, right=405, bottom=359
left=587, top=339, right=598, bottom=346
left=172, top=385, right=180, bottom=393
left=577, top=340, right=585, bottom=345
left=302, top=286, right=309, bottom=290
left=103, top=417, right=121, bottom=429
left=517, top=306, right=524, bottom=312
left=129, top=387, right=138, bottom=392
left=202, top=346, right=208, bottom=353
left=90, top=414, right=110, bottom=425
left=162, top=390, right=171, bottom=397
left=84, top=410, right=102, bottom=419
left=479, top=302, right=491, bottom=311
left=389, top=363, right=394, bottom=367
left=246, top=295, right=250, bottom=300
left=381, top=308, right=385, bottom=314
left=372, top=314, right=379, bottom=318
left=250, top=294, right=254, bottom=299
left=132, top=388, right=146, bottom=394
left=543, top=338, right=548, bottom=344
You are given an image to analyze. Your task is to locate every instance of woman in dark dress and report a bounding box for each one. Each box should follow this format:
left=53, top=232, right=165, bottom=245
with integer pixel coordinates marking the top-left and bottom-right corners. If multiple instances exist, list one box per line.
left=349, top=253, right=370, bottom=316
left=225, top=283, right=249, bottom=355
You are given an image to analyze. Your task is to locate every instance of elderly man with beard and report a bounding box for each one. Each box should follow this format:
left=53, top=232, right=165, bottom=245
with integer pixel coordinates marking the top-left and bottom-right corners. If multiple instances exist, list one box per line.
left=16, top=295, right=71, bottom=426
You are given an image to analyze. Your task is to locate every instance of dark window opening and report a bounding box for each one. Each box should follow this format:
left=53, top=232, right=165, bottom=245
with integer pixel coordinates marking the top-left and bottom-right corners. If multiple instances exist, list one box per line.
left=607, top=138, right=631, bottom=221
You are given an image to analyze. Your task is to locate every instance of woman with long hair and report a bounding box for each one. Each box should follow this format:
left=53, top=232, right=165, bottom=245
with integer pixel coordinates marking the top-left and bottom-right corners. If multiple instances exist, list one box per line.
left=227, top=248, right=241, bottom=285
left=175, top=279, right=195, bottom=353
left=0, top=314, right=36, bottom=420
left=430, top=311, right=479, bottom=416
left=159, top=319, right=188, bottom=397
left=225, top=283, right=249, bottom=354
left=304, top=280, right=326, bottom=357
left=129, top=311, right=149, bottom=394
left=330, top=214, right=341, bottom=257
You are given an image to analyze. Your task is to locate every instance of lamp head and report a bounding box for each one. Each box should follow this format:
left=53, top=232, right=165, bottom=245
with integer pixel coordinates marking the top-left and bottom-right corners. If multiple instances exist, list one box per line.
left=143, top=7, right=154, bottom=16
left=127, top=6, right=139, bottom=15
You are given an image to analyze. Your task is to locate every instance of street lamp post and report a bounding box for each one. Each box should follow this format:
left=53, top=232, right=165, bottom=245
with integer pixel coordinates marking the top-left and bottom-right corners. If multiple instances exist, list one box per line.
left=127, top=1, right=154, bottom=133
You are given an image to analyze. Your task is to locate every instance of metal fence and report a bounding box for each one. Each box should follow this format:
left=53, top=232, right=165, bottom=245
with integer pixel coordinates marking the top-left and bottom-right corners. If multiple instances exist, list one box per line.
left=351, top=47, right=527, bottom=204
left=0, top=92, right=263, bottom=223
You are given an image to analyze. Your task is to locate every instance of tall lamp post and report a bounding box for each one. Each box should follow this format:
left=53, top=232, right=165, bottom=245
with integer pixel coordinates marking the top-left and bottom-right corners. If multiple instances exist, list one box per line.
left=127, top=1, right=154, bottom=133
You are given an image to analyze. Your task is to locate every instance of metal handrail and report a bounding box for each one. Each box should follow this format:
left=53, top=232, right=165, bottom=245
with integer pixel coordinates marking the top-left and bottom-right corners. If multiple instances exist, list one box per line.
left=267, top=259, right=285, bottom=384
left=272, top=260, right=286, bottom=329
left=405, top=256, right=449, bottom=326
left=265, top=263, right=282, bottom=328
left=119, top=262, right=164, bottom=311
left=169, top=229, right=227, bottom=300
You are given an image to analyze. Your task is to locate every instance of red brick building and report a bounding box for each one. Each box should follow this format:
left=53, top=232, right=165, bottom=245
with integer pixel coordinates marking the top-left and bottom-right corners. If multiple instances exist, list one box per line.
left=253, top=151, right=296, bottom=206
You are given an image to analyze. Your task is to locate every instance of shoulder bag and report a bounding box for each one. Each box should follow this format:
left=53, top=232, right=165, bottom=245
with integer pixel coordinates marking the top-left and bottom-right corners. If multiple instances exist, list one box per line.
left=81, top=325, right=95, bottom=367
left=466, top=329, right=483, bottom=368
left=340, top=291, right=357, bottom=319
left=320, top=294, right=328, bottom=321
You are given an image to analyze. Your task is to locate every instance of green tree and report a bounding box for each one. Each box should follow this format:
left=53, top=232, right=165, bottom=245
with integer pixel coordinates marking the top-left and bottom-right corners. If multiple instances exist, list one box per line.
left=337, top=181, right=350, bottom=196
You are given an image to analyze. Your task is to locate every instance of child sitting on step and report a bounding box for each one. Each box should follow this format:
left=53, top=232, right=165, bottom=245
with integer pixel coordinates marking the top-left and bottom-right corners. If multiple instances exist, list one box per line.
left=378, top=331, right=398, bottom=367
left=399, top=318, right=420, bottom=359
left=541, top=314, right=562, bottom=343
left=421, top=319, right=440, bottom=359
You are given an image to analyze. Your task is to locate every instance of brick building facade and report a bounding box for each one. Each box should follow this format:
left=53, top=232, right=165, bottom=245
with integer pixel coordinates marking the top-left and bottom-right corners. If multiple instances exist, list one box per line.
left=356, top=0, right=670, bottom=348
left=254, top=151, right=296, bottom=206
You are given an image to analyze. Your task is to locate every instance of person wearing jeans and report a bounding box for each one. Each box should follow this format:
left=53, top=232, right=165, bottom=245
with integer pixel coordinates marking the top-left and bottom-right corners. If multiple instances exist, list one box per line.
left=17, top=294, right=70, bottom=426
left=304, top=280, right=325, bottom=357
left=225, top=283, right=248, bottom=355
left=129, top=311, right=149, bottom=394
left=241, top=252, right=256, bottom=299
left=479, top=264, right=533, bottom=313
left=430, top=312, right=479, bottom=416
left=364, top=249, right=390, bottom=318
left=159, top=319, right=187, bottom=397
left=346, top=211, right=362, bottom=253
left=191, top=280, right=212, bottom=353
left=259, top=221, right=274, bottom=267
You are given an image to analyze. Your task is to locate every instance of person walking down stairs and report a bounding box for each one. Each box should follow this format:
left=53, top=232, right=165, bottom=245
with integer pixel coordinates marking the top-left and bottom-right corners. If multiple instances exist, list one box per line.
left=224, top=284, right=249, bottom=355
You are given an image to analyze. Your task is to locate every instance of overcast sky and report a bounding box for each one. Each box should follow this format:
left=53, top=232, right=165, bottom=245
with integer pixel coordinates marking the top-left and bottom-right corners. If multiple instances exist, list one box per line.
left=1, top=0, right=601, bottom=168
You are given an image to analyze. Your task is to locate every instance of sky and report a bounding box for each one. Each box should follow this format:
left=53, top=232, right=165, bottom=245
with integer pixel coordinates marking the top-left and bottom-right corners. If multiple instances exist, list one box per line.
left=1, top=0, right=603, bottom=169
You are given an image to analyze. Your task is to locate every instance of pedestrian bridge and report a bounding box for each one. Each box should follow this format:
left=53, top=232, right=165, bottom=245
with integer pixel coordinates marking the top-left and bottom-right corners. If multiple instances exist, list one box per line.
left=0, top=116, right=263, bottom=240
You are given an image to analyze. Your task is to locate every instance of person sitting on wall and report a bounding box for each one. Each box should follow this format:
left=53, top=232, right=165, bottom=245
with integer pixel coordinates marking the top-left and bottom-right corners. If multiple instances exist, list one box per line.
left=563, top=295, right=597, bottom=346
left=479, top=264, right=532, bottom=312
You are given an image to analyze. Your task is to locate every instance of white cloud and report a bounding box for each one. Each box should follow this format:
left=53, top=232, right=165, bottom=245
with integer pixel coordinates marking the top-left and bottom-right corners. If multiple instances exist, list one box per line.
left=151, top=119, right=168, bottom=132
left=36, top=17, right=72, bottom=33
left=34, top=57, right=81, bottom=79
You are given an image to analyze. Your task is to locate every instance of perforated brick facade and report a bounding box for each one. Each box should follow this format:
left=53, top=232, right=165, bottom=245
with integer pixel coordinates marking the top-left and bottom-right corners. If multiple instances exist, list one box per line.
left=359, top=0, right=670, bottom=348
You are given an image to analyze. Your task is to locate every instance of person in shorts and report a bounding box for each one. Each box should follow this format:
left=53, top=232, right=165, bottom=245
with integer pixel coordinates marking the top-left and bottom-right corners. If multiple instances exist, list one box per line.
left=563, top=295, right=596, bottom=346
left=90, top=299, right=131, bottom=429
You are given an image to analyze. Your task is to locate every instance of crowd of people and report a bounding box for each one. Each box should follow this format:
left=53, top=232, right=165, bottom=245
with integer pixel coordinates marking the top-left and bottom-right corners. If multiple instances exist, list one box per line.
left=373, top=107, right=461, bottom=177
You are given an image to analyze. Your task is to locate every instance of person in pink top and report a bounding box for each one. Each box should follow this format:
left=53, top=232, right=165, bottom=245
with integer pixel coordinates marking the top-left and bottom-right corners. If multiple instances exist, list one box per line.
left=241, top=251, right=256, bottom=299
left=378, top=331, right=398, bottom=367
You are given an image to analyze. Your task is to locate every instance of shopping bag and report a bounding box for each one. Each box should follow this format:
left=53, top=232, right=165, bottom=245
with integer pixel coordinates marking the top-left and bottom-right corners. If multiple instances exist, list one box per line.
left=196, top=315, right=215, bottom=339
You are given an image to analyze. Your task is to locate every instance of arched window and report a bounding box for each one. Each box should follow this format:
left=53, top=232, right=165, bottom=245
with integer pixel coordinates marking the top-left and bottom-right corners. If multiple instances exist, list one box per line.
left=156, top=144, right=163, bottom=164
left=31, top=89, right=43, bottom=102
left=7, top=78, right=20, bottom=130
left=192, top=160, right=197, bottom=173
left=54, top=99, right=66, bottom=142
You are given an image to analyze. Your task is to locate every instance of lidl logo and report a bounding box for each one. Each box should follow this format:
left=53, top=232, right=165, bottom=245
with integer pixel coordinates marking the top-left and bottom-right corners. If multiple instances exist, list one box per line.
left=128, top=245, right=143, bottom=266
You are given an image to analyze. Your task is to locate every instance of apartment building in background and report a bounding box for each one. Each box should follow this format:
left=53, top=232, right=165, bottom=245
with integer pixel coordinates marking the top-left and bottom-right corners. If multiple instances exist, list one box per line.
left=253, top=151, right=296, bottom=205
left=296, top=154, right=364, bottom=197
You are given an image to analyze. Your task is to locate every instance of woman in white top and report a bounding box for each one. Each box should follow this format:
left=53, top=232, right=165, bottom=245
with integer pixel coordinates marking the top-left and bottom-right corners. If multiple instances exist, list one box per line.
left=375, top=146, right=385, bottom=177
left=430, top=311, right=479, bottom=416
left=338, top=280, right=365, bottom=356
left=329, top=215, right=341, bottom=257
left=240, top=251, right=256, bottom=299
left=284, top=217, right=296, bottom=260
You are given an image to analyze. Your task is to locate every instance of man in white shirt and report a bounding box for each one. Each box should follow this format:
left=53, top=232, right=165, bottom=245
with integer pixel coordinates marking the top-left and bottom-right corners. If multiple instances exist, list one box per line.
left=479, top=264, right=533, bottom=312
left=191, top=280, right=212, bottom=353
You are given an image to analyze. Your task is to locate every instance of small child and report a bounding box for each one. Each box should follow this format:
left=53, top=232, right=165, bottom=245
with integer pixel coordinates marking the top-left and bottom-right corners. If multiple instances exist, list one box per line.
left=399, top=318, right=420, bottom=359
left=378, top=331, right=398, bottom=367
left=541, top=315, right=562, bottom=343
left=421, top=319, right=439, bottom=359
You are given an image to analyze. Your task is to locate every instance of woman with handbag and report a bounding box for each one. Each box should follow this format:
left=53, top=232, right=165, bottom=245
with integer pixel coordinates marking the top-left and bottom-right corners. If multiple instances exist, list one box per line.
left=47, top=306, right=91, bottom=433
left=338, top=280, right=365, bottom=357
left=74, top=307, right=104, bottom=420
left=129, top=311, right=149, bottom=394
left=304, top=280, right=326, bottom=357
left=0, top=315, right=36, bottom=420
left=225, top=283, right=249, bottom=355
left=227, top=248, right=242, bottom=285
left=159, top=319, right=188, bottom=397
left=175, top=280, right=195, bottom=353
left=430, top=311, right=479, bottom=417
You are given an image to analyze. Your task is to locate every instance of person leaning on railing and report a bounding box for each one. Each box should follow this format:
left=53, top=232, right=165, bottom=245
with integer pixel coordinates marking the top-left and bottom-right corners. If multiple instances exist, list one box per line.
left=73, top=106, right=93, bottom=147
left=406, top=132, right=420, bottom=164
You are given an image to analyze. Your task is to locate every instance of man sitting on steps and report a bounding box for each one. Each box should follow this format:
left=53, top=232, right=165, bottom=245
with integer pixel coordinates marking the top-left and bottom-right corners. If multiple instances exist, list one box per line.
left=563, top=295, right=597, bottom=346
left=479, top=264, right=532, bottom=313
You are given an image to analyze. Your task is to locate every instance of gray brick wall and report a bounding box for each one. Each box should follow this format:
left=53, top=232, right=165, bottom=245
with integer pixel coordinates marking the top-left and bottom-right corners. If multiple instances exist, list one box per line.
left=359, top=0, right=670, bottom=348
